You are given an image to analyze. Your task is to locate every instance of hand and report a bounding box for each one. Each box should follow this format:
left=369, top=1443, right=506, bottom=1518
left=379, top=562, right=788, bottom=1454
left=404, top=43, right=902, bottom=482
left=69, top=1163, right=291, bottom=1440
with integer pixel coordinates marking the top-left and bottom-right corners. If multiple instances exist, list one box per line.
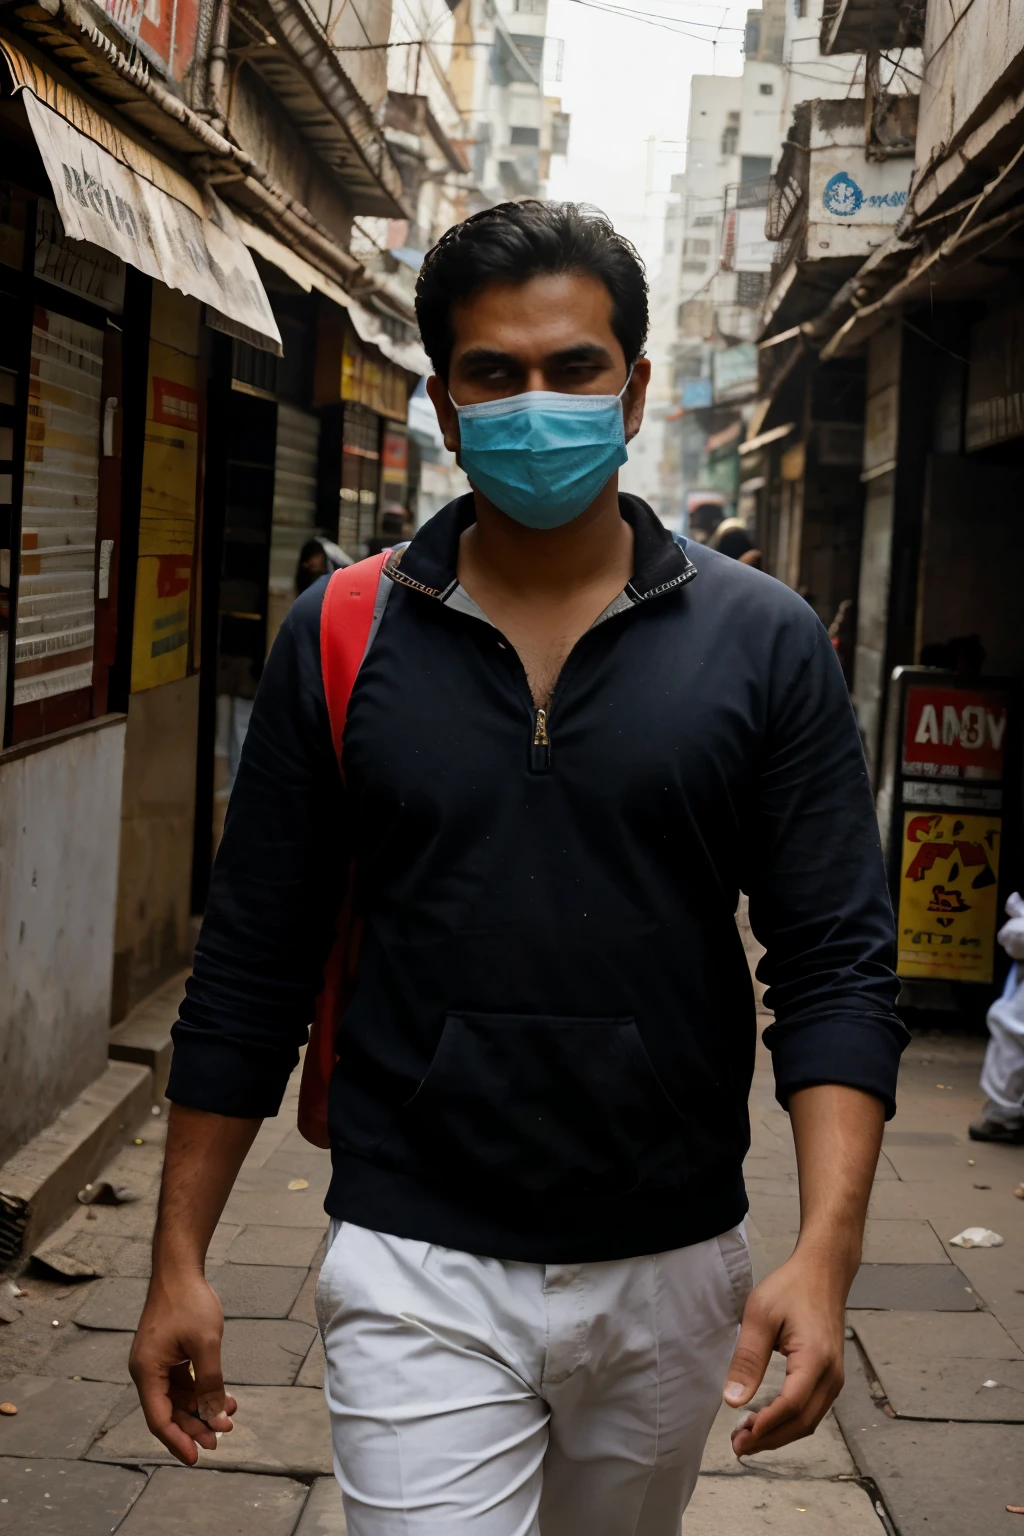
left=722, top=1249, right=848, bottom=1456
left=129, top=1268, right=237, bottom=1466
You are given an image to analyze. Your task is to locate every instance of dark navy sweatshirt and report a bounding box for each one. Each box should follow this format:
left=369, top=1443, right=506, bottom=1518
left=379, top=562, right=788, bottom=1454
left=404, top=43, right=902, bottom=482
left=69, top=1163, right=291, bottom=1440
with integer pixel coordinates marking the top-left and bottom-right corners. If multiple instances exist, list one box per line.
left=168, top=494, right=906, bottom=1262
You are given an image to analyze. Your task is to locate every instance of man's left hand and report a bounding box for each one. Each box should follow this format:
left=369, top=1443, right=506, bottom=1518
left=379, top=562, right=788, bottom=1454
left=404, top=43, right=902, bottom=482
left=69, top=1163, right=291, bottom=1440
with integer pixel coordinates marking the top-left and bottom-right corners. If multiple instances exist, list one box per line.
left=723, top=1249, right=848, bottom=1456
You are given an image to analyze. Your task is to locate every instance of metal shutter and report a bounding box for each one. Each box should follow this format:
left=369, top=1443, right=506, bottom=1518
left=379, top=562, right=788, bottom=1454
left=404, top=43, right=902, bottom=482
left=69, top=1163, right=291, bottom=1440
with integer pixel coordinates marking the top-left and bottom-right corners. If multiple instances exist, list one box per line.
left=15, top=310, right=102, bottom=705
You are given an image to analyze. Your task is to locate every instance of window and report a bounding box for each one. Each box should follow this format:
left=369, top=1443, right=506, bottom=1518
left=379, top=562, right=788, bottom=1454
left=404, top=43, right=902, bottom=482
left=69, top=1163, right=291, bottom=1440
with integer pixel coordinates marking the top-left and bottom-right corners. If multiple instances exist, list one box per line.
left=681, top=260, right=707, bottom=273
left=759, top=82, right=774, bottom=95
left=510, top=126, right=540, bottom=146
left=684, top=238, right=712, bottom=256
left=721, top=124, right=739, bottom=156
left=693, top=214, right=715, bottom=227
left=510, top=34, right=544, bottom=75
left=514, top=0, right=546, bottom=11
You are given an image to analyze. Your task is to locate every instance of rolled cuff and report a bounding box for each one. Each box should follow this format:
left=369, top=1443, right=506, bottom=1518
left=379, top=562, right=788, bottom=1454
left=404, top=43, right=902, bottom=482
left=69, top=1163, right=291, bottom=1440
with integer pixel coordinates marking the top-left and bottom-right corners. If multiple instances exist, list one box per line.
left=166, top=1022, right=300, bottom=1120
left=763, top=1009, right=908, bottom=1120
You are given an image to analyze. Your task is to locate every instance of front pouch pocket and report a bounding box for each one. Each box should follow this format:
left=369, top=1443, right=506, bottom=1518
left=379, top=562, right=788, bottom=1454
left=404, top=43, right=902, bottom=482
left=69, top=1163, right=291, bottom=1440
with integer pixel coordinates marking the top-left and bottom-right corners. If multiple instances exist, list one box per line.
left=401, top=1012, right=691, bottom=1200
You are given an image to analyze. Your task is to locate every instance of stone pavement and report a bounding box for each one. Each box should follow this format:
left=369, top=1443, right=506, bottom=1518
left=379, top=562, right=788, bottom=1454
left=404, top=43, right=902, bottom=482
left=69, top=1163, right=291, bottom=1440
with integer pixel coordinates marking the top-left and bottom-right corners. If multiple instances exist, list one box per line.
left=2, top=936, right=1023, bottom=1533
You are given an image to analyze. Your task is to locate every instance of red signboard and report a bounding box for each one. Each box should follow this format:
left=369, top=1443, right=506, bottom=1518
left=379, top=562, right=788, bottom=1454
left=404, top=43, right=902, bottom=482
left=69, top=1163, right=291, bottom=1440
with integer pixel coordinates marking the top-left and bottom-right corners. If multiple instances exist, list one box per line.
left=903, top=685, right=1008, bottom=780
left=104, top=0, right=200, bottom=85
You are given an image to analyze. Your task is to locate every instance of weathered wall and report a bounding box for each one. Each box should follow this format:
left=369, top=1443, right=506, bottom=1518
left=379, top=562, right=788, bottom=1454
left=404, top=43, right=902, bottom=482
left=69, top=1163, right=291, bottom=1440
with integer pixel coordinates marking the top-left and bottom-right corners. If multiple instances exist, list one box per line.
left=917, top=0, right=1024, bottom=171
left=112, top=674, right=200, bottom=1022
left=0, top=718, right=126, bottom=1165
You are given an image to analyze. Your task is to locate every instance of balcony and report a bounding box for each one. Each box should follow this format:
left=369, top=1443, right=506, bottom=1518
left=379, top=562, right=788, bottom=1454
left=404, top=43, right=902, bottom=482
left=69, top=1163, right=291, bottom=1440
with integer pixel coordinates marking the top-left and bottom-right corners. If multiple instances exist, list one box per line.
left=761, top=98, right=913, bottom=334
left=820, top=0, right=926, bottom=56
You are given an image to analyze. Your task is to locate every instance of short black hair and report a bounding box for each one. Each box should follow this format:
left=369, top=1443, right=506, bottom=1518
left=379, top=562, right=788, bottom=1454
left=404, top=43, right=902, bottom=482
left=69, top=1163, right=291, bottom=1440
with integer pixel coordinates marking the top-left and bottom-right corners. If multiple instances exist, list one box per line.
left=415, top=200, right=648, bottom=379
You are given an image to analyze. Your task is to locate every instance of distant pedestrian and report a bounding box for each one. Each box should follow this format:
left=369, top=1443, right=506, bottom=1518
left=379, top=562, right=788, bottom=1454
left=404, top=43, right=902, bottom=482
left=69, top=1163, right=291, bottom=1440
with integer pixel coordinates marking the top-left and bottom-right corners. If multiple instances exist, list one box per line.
left=710, top=516, right=763, bottom=568
left=687, top=500, right=723, bottom=544
left=131, top=200, right=906, bottom=1536
left=295, top=535, right=351, bottom=595
left=970, top=892, right=1024, bottom=1145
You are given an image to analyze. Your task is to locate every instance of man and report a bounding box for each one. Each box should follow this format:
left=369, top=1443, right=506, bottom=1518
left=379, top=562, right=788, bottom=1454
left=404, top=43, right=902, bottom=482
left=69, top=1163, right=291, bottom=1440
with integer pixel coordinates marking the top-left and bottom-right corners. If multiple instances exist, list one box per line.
left=130, top=202, right=906, bottom=1535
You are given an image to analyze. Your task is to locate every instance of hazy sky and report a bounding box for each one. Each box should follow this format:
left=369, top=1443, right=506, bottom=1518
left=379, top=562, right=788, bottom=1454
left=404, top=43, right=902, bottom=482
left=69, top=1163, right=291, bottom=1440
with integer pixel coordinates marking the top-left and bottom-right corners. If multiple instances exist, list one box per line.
left=544, top=1, right=747, bottom=281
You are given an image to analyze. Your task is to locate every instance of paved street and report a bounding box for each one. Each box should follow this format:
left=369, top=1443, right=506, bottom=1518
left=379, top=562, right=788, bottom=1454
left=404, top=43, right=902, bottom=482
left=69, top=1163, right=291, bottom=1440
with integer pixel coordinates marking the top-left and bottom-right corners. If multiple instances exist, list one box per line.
left=2, top=928, right=1023, bottom=1533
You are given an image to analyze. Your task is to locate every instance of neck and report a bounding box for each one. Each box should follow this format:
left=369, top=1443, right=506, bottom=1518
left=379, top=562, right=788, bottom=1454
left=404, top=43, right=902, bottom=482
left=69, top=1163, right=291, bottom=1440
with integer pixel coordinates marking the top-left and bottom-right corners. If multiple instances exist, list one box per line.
left=459, top=477, right=632, bottom=597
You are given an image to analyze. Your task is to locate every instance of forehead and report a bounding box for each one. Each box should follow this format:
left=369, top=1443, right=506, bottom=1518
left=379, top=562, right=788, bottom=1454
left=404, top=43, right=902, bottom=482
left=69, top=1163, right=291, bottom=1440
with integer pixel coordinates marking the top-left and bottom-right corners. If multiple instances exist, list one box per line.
left=449, top=271, right=621, bottom=360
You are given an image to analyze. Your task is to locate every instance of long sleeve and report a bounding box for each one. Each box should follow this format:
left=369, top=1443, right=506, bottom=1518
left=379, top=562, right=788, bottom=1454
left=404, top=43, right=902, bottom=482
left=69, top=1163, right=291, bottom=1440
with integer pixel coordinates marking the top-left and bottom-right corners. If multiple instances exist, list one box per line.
left=744, top=618, right=908, bottom=1117
left=167, top=581, right=347, bottom=1118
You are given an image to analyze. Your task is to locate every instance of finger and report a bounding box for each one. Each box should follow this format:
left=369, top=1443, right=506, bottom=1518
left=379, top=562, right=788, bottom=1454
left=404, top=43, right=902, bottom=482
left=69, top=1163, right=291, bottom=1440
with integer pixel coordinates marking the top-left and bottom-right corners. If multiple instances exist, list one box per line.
left=190, top=1337, right=234, bottom=1434
left=170, top=1404, right=220, bottom=1453
left=133, top=1364, right=203, bottom=1467
left=723, top=1303, right=777, bottom=1408
left=731, top=1355, right=841, bottom=1455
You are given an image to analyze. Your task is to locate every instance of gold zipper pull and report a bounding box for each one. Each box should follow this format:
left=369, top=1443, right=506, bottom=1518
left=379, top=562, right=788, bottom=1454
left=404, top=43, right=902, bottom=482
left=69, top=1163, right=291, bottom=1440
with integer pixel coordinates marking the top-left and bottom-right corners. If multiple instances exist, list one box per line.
left=531, top=707, right=551, bottom=772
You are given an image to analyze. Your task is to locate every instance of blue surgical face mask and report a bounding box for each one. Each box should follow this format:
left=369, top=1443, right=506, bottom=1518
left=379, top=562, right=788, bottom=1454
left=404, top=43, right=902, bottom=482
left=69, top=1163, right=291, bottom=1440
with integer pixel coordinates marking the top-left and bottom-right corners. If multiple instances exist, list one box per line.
left=452, top=372, right=633, bottom=530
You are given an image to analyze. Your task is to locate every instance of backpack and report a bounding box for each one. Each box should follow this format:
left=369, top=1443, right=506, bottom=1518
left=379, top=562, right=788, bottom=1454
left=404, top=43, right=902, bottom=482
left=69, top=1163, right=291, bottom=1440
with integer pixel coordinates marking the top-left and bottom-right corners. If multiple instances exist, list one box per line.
left=296, top=551, right=392, bottom=1148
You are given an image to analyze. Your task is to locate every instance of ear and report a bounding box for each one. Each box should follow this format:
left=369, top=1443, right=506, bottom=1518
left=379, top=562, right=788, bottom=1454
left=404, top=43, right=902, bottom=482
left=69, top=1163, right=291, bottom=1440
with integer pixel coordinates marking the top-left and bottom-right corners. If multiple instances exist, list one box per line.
left=622, top=357, right=651, bottom=443
left=426, top=374, right=460, bottom=455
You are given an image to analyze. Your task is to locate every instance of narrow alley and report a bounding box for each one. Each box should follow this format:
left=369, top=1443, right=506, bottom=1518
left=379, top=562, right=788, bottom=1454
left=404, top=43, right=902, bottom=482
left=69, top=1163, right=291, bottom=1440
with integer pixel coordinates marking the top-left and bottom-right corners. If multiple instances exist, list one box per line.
left=2, top=918, right=1022, bottom=1533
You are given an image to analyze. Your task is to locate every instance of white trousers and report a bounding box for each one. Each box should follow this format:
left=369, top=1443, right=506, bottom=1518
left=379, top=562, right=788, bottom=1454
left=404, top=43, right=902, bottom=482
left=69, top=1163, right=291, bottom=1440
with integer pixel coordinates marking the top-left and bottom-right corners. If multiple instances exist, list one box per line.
left=315, top=1219, right=751, bottom=1536
left=981, top=963, right=1024, bottom=1126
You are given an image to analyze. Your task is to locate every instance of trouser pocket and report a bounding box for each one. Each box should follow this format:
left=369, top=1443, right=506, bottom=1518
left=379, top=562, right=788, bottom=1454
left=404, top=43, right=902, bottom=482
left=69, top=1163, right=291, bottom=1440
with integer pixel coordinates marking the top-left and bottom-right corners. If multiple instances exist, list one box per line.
left=715, top=1225, right=753, bottom=1324
left=401, top=1011, right=692, bottom=1199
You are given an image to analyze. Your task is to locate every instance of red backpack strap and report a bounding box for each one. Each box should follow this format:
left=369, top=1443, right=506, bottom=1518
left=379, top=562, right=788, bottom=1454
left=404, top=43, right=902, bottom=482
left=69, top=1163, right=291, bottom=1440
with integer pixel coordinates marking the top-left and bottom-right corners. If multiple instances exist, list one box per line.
left=297, top=550, right=390, bottom=1150
left=320, top=551, right=390, bottom=761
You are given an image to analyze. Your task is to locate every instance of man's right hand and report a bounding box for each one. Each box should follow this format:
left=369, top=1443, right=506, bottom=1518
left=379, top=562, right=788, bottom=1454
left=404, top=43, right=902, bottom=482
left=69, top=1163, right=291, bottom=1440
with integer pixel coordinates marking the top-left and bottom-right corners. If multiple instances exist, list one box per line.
left=129, top=1270, right=237, bottom=1466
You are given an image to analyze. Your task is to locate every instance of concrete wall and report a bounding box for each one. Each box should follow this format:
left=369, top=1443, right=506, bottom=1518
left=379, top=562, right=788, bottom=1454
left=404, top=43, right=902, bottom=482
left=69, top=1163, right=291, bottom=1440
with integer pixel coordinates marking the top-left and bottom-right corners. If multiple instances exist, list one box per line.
left=0, top=718, right=126, bottom=1165
left=112, top=674, right=200, bottom=1022
left=917, top=0, right=1024, bottom=173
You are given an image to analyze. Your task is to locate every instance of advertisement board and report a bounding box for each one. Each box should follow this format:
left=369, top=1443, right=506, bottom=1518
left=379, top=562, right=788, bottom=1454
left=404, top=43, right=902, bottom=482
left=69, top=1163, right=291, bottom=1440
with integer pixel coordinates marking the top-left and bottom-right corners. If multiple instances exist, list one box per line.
left=896, top=810, right=1002, bottom=982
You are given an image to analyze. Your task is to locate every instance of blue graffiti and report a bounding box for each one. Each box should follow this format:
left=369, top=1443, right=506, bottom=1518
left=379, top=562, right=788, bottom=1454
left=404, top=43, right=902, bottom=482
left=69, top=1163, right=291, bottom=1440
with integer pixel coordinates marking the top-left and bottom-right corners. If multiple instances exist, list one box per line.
left=823, top=171, right=863, bottom=217
left=866, top=190, right=908, bottom=208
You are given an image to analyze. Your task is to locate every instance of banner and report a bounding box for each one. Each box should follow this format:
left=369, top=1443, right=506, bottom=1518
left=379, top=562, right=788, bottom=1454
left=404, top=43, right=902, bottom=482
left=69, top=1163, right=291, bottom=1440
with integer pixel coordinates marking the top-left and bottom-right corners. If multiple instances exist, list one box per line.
left=896, top=810, right=1002, bottom=982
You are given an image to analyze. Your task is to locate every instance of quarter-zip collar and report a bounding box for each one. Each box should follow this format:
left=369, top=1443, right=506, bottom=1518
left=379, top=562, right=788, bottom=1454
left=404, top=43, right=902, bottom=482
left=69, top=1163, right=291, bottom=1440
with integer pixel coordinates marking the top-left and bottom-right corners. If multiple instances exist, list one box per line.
left=385, top=492, right=697, bottom=606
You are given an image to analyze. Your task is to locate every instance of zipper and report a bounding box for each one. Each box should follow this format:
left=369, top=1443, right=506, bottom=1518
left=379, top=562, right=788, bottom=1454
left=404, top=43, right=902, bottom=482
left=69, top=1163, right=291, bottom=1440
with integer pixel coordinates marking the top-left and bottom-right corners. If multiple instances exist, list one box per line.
left=530, top=705, right=551, bottom=773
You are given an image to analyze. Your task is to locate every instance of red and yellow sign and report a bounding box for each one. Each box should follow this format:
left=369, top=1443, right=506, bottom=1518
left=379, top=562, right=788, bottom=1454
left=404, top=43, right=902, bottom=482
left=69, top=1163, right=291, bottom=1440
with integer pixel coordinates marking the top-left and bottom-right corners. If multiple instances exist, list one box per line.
left=896, top=810, right=1002, bottom=982
left=903, top=685, right=1008, bottom=780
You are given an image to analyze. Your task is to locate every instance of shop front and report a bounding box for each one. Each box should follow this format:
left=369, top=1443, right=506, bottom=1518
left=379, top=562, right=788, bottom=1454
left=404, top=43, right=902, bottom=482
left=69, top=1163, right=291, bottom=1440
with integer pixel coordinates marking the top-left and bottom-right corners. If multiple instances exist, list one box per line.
left=0, top=36, right=280, bottom=1146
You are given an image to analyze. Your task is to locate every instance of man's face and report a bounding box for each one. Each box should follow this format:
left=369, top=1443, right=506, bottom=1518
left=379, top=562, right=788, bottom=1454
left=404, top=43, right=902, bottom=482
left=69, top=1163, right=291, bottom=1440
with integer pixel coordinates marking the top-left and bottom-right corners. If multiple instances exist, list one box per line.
left=427, top=272, right=650, bottom=453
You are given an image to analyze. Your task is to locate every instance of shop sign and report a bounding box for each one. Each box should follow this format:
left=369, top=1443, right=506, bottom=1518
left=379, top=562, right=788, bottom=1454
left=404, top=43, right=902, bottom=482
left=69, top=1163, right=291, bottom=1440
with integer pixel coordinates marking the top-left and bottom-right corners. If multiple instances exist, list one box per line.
left=681, top=378, right=713, bottom=410
left=713, top=344, right=758, bottom=403
left=734, top=207, right=773, bottom=273
left=104, top=0, right=201, bottom=87
left=902, top=685, right=1008, bottom=780
left=341, top=328, right=409, bottom=421
left=2, top=45, right=280, bottom=352
left=131, top=294, right=202, bottom=691
left=896, top=810, right=1001, bottom=982
left=381, top=425, right=409, bottom=486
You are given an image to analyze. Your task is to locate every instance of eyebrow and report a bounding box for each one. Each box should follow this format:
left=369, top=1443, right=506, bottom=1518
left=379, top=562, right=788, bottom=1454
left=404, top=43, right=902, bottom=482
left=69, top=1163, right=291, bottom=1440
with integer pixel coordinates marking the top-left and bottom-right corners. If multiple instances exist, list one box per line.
left=456, top=343, right=616, bottom=369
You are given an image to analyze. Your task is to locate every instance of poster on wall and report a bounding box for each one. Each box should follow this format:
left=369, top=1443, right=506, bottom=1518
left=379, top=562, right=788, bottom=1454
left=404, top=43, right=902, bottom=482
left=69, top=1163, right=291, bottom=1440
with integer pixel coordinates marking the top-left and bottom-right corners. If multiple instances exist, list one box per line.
left=131, top=300, right=201, bottom=691
left=896, top=810, right=1002, bottom=982
left=903, top=684, right=1008, bottom=780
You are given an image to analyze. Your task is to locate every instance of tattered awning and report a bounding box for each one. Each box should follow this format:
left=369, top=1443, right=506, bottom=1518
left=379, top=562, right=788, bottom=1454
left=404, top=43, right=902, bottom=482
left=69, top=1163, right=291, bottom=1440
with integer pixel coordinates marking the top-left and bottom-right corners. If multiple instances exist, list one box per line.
left=738, top=422, right=796, bottom=456
left=2, top=39, right=282, bottom=354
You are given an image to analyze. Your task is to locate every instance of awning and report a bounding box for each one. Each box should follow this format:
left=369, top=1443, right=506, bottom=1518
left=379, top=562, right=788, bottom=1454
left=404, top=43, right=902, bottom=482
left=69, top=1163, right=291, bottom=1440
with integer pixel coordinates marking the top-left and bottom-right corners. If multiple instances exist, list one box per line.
left=705, top=419, right=742, bottom=456
left=237, top=214, right=352, bottom=313
left=235, top=213, right=431, bottom=379
left=2, top=40, right=282, bottom=354
left=738, top=422, right=797, bottom=456
left=348, top=300, right=431, bottom=380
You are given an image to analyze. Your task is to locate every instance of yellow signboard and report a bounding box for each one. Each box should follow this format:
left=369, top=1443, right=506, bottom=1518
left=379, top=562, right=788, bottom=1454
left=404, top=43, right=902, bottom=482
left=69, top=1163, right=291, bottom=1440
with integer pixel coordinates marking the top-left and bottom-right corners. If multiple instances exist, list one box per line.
left=896, top=810, right=1001, bottom=982
left=131, top=289, right=201, bottom=691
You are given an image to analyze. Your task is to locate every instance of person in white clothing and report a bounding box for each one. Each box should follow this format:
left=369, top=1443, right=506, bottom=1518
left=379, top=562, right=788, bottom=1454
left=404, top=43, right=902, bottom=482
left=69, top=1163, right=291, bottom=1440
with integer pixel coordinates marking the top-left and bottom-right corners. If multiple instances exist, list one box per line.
left=970, top=892, right=1024, bottom=1145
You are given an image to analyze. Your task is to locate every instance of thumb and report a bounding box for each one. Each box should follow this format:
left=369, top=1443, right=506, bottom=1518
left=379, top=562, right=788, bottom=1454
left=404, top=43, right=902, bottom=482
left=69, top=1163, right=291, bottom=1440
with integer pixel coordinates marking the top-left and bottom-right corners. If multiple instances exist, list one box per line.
left=723, top=1304, right=775, bottom=1408
left=191, top=1338, right=233, bottom=1432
